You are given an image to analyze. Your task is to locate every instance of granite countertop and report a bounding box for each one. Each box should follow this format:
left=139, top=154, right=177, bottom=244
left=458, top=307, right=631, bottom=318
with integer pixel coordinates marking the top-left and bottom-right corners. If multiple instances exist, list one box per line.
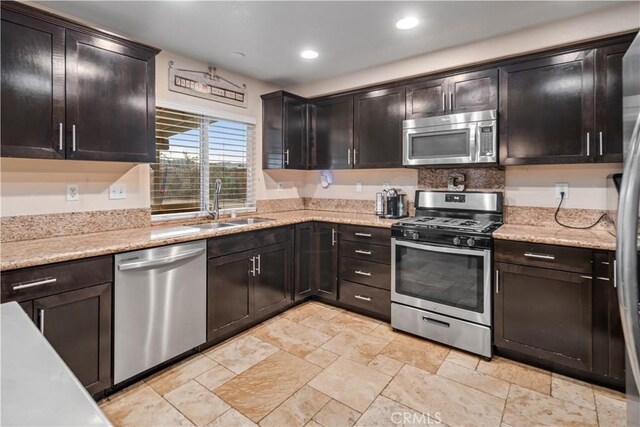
left=0, top=302, right=112, bottom=426
left=1, top=210, right=397, bottom=271
left=493, top=224, right=617, bottom=251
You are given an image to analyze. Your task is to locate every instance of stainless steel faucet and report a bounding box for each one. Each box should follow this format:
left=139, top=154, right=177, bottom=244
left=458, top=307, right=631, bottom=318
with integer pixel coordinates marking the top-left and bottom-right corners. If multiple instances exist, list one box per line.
left=208, top=178, right=222, bottom=220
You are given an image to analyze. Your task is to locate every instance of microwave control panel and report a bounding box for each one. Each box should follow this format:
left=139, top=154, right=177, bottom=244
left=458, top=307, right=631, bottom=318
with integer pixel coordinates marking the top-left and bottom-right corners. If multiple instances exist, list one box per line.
left=479, top=126, right=494, bottom=156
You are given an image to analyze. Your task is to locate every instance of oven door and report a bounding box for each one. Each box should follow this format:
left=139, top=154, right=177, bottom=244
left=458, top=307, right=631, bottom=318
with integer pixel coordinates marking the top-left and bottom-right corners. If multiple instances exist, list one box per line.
left=403, top=122, right=476, bottom=166
left=391, top=238, right=492, bottom=325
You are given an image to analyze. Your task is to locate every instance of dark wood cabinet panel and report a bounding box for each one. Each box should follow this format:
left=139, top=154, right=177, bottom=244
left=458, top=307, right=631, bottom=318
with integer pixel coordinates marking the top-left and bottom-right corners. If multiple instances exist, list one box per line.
left=284, top=97, right=308, bottom=169
left=208, top=226, right=291, bottom=257
left=311, top=96, right=354, bottom=169
left=494, top=240, right=593, bottom=274
left=207, top=251, right=254, bottom=340
left=354, top=87, right=405, bottom=168
left=262, top=94, right=284, bottom=169
left=262, top=91, right=308, bottom=170
left=338, top=280, right=390, bottom=319
left=339, top=257, right=391, bottom=290
left=449, top=69, right=498, bottom=114
left=254, top=242, right=292, bottom=319
left=315, top=222, right=338, bottom=300
left=1, top=9, right=65, bottom=159
left=340, top=225, right=391, bottom=247
left=34, top=283, right=112, bottom=396
left=494, top=262, right=593, bottom=371
left=340, top=240, right=390, bottom=264
left=405, top=78, right=447, bottom=119
left=499, top=50, right=595, bottom=165
left=294, top=223, right=316, bottom=300
left=65, top=30, right=156, bottom=162
left=595, top=42, right=630, bottom=163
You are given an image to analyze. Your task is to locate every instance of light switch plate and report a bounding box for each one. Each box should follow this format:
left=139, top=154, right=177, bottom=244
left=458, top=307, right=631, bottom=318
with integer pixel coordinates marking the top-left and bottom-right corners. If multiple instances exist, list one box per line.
left=66, top=184, right=79, bottom=201
left=109, top=184, right=127, bottom=200
left=277, top=183, right=284, bottom=191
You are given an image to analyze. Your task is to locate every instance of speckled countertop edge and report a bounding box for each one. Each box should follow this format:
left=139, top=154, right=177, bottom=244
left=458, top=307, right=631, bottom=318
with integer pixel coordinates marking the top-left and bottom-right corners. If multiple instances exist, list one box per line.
left=493, top=224, right=617, bottom=251
left=1, top=210, right=397, bottom=271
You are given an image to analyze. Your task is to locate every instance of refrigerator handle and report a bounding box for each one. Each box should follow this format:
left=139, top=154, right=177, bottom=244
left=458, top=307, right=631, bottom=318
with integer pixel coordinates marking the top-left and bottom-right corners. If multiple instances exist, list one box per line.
left=617, top=111, right=640, bottom=392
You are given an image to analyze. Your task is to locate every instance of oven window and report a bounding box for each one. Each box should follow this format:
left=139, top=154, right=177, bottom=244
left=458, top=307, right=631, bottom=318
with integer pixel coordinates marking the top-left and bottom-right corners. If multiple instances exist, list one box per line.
left=410, top=129, right=470, bottom=159
left=395, top=245, right=484, bottom=312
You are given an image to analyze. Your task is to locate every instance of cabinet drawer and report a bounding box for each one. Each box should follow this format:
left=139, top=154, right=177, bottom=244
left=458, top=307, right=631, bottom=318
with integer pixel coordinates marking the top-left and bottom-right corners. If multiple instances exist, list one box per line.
left=340, top=240, right=390, bottom=264
left=494, top=240, right=592, bottom=274
left=1, top=256, right=113, bottom=302
left=339, top=280, right=390, bottom=318
left=208, top=226, right=292, bottom=258
left=340, top=225, right=391, bottom=247
left=340, top=257, right=390, bottom=290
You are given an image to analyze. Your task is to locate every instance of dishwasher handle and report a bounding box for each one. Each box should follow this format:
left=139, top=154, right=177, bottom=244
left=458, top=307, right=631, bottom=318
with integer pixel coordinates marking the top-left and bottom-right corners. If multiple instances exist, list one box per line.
left=117, top=248, right=205, bottom=271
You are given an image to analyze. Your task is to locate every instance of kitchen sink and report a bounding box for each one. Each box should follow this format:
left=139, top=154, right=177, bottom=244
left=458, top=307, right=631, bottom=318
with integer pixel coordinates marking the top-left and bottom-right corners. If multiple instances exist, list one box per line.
left=191, top=222, right=241, bottom=231
left=223, top=217, right=273, bottom=225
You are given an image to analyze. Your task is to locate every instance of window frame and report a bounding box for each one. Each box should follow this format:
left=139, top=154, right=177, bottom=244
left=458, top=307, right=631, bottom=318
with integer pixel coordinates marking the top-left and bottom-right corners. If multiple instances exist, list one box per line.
left=151, top=100, right=257, bottom=222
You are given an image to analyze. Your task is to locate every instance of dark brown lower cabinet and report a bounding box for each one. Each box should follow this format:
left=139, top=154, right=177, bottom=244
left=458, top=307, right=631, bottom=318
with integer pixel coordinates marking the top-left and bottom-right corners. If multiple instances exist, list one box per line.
left=34, top=283, right=112, bottom=396
left=294, top=222, right=316, bottom=300
left=316, top=222, right=338, bottom=300
left=254, top=242, right=292, bottom=320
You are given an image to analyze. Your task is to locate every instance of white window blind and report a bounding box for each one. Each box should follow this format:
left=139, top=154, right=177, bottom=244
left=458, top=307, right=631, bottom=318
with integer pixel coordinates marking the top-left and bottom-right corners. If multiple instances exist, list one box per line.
left=151, top=106, right=255, bottom=216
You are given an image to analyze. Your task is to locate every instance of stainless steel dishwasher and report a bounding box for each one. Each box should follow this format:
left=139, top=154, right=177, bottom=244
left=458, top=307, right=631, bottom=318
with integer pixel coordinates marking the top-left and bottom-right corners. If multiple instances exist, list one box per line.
left=114, top=240, right=207, bottom=384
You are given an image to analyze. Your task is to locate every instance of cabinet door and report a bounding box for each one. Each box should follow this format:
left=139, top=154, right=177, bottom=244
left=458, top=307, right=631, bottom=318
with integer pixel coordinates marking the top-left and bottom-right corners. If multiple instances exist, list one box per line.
left=255, top=242, right=292, bottom=319
left=65, top=30, right=156, bottom=162
left=295, top=223, right=316, bottom=300
left=34, top=283, right=112, bottom=396
left=262, top=94, right=284, bottom=169
left=284, top=97, right=308, bottom=169
left=606, top=254, right=625, bottom=380
left=1, top=10, right=65, bottom=159
left=499, top=50, right=595, bottom=165
left=595, top=42, right=630, bottom=163
left=354, top=87, right=405, bottom=168
left=405, top=78, right=447, bottom=119
left=449, top=69, right=498, bottom=114
left=315, top=223, right=338, bottom=300
left=494, top=262, right=593, bottom=371
left=207, top=251, right=254, bottom=340
left=312, top=96, right=354, bottom=169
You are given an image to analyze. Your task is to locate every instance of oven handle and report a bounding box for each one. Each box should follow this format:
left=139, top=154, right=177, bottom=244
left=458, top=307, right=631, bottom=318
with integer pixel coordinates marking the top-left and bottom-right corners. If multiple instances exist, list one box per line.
left=392, top=238, right=491, bottom=258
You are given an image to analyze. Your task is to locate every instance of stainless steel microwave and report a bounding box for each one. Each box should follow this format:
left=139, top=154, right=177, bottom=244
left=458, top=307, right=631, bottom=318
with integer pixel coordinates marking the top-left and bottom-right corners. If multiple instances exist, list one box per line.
left=402, top=110, right=497, bottom=166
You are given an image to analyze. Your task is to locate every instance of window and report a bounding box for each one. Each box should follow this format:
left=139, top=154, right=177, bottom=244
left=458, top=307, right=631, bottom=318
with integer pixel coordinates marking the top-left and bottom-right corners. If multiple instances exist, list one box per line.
left=151, top=106, right=255, bottom=217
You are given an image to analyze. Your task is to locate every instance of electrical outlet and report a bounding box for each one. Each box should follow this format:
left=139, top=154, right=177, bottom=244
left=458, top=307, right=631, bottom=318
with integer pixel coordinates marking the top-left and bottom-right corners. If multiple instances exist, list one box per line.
left=66, top=184, right=79, bottom=201
left=277, top=183, right=284, bottom=191
left=109, top=184, right=127, bottom=200
left=356, top=182, right=362, bottom=192
left=555, top=183, right=569, bottom=199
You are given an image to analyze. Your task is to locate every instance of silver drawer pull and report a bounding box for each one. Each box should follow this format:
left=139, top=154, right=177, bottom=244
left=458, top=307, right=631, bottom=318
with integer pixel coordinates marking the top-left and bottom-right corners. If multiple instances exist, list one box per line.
left=354, top=295, right=371, bottom=302
left=613, top=260, right=617, bottom=288
left=423, top=316, right=450, bottom=328
left=355, top=250, right=372, bottom=255
left=596, top=276, right=610, bottom=281
left=39, top=309, right=45, bottom=334
left=58, top=123, right=64, bottom=150
left=580, top=275, right=593, bottom=280
left=355, top=270, right=371, bottom=276
left=524, top=252, right=555, bottom=261
left=13, top=277, right=57, bottom=291
left=354, top=233, right=372, bottom=238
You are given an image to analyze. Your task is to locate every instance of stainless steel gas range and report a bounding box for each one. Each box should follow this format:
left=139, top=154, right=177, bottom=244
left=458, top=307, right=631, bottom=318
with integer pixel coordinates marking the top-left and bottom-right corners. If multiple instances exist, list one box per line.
left=391, top=190, right=503, bottom=358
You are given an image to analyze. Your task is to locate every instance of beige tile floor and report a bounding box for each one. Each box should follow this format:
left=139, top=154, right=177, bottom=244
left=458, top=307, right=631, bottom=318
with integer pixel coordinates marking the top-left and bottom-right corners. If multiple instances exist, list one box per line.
left=100, top=301, right=627, bottom=427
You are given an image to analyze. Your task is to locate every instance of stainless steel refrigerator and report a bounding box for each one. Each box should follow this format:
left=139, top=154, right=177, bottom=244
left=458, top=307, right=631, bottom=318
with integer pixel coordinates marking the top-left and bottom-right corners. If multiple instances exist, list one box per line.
left=619, top=32, right=640, bottom=426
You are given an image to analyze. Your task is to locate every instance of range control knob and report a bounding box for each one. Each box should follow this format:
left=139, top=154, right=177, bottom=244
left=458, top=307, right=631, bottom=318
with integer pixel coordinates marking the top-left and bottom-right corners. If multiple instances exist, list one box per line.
left=453, top=236, right=462, bottom=246
left=467, top=238, right=476, bottom=247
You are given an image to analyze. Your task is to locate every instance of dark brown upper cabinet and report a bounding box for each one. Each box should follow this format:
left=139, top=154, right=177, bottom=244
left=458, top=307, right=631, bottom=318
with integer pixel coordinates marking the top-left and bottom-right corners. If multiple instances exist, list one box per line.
left=595, top=42, right=631, bottom=163
left=354, top=87, right=405, bottom=168
left=406, top=69, right=497, bottom=119
left=310, top=95, right=354, bottom=169
left=262, top=91, right=309, bottom=170
left=0, top=2, right=159, bottom=162
left=1, top=9, right=65, bottom=159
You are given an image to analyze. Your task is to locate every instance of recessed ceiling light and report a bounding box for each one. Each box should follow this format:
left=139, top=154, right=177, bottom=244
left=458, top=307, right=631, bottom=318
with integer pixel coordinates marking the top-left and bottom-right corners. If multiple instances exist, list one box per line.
left=396, top=16, right=419, bottom=30
left=300, top=50, right=319, bottom=59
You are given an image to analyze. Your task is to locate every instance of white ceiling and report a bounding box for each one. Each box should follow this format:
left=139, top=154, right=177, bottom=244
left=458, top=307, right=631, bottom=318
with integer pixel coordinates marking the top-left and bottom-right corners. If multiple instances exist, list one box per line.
left=38, top=1, right=627, bottom=87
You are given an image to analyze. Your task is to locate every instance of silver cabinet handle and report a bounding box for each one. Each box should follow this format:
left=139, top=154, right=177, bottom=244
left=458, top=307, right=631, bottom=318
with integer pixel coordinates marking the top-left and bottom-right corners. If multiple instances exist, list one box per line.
left=58, top=123, right=64, bottom=151
left=117, top=248, right=205, bottom=271
left=580, top=275, right=593, bottom=280
left=524, top=252, right=555, bottom=261
left=355, top=295, right=371, bottom=302
left=442, top=92, right=446, bottom=111
left=39, top=309, right=45, bottom=334
left=354, top=233, right=372, bottom=238
left=495, top=270, right=499, bottom=294
left=586, top=132, right=590, bottom=156
left=285, top=149, right=290, bottom=166
left=596, top=277, right=610, bottom=281
left=249, top=256, right=256, bottom=276
left=599, top=132, right=604, bottom=156
left=72, top=124, right=77, bottom=151
left=353, top=149, right=357, bottom=165
left=449, top=92, right=453, bottom=111
left=347, top=148, right=351, bottom=165
left=355, top=250, right=372, bottom=255
left=331, top=228, right=337, bottom=246
left=355, top=270, right=371, bottom=276
left=613, top=259, right=617, bottom=288
left=256, top=254, right=261, bottom=275
left=13, top=277, right=57, bottom=291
